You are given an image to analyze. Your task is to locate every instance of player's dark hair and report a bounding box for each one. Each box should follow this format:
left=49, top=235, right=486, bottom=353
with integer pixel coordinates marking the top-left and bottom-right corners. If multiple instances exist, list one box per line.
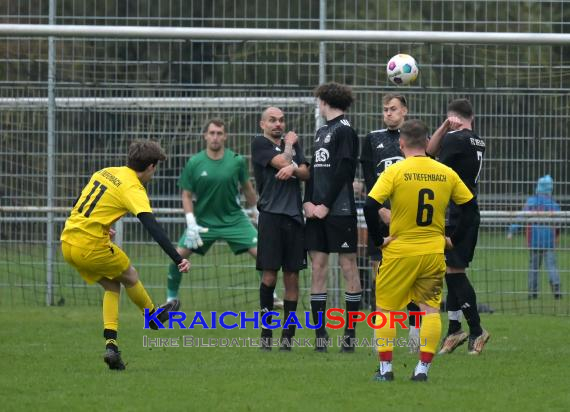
left=400, top=119, right=428, bottom=149
left=313, top=82, right=354, bottom=111
left=127, top=139, right=167, bottom=172
left=383, top=93, right=408, bottom=108
left=447, top=98, right=474, bottom=118
left=202, top=118, right=226, bottom=134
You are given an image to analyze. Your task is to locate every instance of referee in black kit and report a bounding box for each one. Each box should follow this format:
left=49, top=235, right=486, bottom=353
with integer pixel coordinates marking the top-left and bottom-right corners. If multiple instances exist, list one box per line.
left=251, top=106, right=310, bottom=351
left=303, top=82, right=361, bottom=353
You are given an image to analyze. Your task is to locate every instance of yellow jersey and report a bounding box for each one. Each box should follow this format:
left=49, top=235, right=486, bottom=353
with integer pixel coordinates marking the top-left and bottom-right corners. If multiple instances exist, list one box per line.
left=368, top=156, right=473, bottom=259
left=61, top=166, right=152, bottom=248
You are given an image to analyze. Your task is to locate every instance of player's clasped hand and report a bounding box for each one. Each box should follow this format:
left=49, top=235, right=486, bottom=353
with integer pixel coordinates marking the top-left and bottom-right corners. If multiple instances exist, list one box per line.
left=313, top=204, right=330, bottom=219
left=178, top=258, right=191, bottom=273
left=381, top=235, right=396, bottom=249
left=275, top=163, right=296, bottom=180
left=184, top=212, right=209, bottom=249
left=446, top=116, right=463, bottom=131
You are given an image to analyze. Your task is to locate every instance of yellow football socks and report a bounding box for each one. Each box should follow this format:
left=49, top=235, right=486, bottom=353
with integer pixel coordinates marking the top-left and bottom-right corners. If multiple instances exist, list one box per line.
left=102, top=291, right=120, bottom=331
left=375, top=311, right=396, bottom=359
left=420, top=312, right=441, bottom=356
left=125, top=280, right=154, bottom=312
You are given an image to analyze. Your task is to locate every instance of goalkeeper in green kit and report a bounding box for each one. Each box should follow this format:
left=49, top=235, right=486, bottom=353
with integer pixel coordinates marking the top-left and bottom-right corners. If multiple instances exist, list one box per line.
left=166, top=119, right=283, bottom=308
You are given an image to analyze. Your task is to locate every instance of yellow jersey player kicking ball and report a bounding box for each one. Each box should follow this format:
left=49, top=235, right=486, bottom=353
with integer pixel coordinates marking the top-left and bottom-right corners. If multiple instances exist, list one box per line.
left=61, top=140, right=190, bottom=371
left=364, top=120, right=477, bottom=381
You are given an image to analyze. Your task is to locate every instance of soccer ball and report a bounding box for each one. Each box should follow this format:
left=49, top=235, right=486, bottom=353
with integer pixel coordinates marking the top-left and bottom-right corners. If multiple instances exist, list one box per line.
left=386, top=54, right=419, bottom=86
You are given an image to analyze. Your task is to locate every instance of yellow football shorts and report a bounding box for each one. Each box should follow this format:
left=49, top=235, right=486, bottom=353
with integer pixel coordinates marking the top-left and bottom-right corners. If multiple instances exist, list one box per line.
left=61, top=241, right=130, bottom=284
left=376, top=253, right=446, bottom=311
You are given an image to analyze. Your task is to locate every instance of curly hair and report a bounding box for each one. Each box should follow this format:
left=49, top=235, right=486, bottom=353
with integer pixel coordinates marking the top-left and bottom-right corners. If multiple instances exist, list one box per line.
left=313, top=82, right=354, bottom=111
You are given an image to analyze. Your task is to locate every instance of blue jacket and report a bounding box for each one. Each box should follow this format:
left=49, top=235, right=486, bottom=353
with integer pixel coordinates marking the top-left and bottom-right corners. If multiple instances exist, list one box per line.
left=509, top=194, right=561, bottom=249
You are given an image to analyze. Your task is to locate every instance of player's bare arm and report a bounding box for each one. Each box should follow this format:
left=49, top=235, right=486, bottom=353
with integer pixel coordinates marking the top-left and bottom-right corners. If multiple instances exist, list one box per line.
left=271, top=151, right=304, bottom=181
left=241, top=180, right=258, bottom=208
left=426, top=117, right=461, bottom=156
left=282, top=131, right=298, bottom=162
left=378, top=207, right=391, bottom=225
left=181, top=189, right=194, bottom=214
left=294, top=163, right=310, bottom=180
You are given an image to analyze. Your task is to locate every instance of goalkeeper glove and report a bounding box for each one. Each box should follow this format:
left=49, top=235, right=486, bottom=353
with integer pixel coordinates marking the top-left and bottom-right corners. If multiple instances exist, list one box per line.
left=184, top=213, right=208, bottom=250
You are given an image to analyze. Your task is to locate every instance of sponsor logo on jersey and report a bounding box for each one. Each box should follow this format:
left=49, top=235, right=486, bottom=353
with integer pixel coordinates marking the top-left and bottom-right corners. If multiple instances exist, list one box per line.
left=340, top=242, right=350, bottom=248
left=469, top=137, right=486, bottom=148
left=314, top=148, right=330, bottom=163
left=377, top=156, right=404, bottom=171
left=377, top=143, right=384, bottom=149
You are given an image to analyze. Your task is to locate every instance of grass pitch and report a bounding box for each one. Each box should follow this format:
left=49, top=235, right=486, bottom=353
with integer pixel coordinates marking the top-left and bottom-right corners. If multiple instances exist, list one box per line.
left=1, top=305, right=569, bottom=411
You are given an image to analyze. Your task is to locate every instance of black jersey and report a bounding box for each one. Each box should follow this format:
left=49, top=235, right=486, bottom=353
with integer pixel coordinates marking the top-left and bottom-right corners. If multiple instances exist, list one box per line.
left=251, top=135, right=307, bottom=222
left=438, top=129, right=485, bottom=195
left=307, top=115, right=358, bottom=216
left=360, top=128, right=404, bottom=192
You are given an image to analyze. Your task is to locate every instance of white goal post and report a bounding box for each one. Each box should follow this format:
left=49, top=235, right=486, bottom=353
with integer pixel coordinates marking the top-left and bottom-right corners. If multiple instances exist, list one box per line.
left=1, top=24, right=570, bottom=45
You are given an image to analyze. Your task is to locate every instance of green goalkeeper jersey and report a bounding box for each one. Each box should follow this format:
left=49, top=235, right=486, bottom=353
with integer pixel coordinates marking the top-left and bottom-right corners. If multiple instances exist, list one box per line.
left=178, top=149, right=250, bottom=227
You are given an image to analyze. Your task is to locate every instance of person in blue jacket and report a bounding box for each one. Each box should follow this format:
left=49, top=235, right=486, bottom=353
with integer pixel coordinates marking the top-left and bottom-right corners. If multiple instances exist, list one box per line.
left=508, top=175, right=562, bottom=299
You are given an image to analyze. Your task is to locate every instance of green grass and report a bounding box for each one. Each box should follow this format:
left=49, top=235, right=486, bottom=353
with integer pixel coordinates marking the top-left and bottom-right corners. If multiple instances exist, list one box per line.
left=2, top=231, right=570, bottom=315
left=1, top=306, right=569, bottom=411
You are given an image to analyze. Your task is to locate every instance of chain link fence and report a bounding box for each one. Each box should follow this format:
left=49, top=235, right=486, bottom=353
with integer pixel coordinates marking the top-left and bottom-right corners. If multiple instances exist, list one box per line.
left=1, top=0, right=569, bottom=314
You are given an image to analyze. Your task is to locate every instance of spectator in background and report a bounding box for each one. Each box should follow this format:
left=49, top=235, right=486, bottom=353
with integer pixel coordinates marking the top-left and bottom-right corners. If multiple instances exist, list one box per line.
left=508, top=175, right=562, bottom=299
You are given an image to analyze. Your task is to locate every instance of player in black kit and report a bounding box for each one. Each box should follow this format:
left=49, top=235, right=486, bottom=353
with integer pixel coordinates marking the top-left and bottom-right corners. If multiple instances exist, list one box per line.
left=304, top=82, right=361, bottom=353
left=360, top=94, right=422, bottom=352
left=426, top=98, right=490, bottom=355
left=252, top=107, right=310, bottom=351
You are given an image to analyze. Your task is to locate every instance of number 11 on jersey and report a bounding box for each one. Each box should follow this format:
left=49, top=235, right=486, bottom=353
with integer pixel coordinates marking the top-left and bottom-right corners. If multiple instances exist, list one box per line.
left=77, top=180, right=107, bottom=217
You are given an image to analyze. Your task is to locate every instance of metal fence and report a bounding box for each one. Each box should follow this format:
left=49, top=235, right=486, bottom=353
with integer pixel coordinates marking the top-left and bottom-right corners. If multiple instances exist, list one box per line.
left=1, top=0, right=569, bottom=314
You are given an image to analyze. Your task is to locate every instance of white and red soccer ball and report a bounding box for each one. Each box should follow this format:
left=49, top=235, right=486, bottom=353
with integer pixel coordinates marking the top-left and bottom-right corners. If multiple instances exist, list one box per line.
left=386, top=53, right=419, bottom=86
